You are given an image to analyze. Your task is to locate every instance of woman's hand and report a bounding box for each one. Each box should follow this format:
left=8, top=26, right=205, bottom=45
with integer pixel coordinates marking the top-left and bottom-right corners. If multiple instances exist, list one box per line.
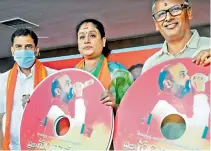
left=100, top=90, right=118, bottom=111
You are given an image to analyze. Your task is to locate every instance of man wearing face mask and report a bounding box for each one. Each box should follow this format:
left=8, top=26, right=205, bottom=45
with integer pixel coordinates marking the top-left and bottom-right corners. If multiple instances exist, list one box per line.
left=151, top=63, right=210, bottom=139
left=0, top=28, right=57, bottom=150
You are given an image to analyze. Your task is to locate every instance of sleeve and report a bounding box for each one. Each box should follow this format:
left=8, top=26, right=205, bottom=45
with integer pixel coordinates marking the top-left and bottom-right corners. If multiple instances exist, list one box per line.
left=75, top=98, right=86, bottom=123
left=193, top=94, right=210, bottom=126
left=151, top=100, right=178, bottom=119
left=141, top=57, right=154, bottom=75
left=110, top=64, right=134, bottom=104
left=46, top=105, right=65, bottom=122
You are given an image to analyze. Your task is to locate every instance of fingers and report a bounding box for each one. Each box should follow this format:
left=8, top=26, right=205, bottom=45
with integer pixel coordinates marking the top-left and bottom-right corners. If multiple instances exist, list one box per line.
left=193, top=51, right=204, bottom=65
left=101, top=96, right=117, bottom=108
left=101, top=96, right=111, bottom=104
left=25, top=95, right=30, bottom=103
left=22, top=95, right=30, bottom=101
left=193, top=50, right=211, bottom=66
left=27, top=95, right=30, bottom=101
left=101, top=96, right=113, bottom=106
left=202, top=57, right=211, bottom=66
left=22, top=95, right=30, bottom=108
left=100, top=90, right=109, bottom=100
left=101, top=91, right=113, bottom=103
left=100, top=90, right=116, bottom=108
left=200, top=52, right=210, bottom=65
left=105, top=101, right=113, bottom=106
left=191, top=74, right=206, bottom=93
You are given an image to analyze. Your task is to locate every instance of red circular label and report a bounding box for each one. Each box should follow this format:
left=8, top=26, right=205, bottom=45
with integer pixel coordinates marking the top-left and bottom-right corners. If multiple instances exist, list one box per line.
left=21, top=69, right=113, bottom=150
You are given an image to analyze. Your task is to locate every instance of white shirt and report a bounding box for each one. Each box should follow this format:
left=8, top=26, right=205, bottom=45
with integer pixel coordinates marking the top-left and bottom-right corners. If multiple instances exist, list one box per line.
left=47, top=99, right=86, bottom=124
left=142, top=30, right=211, bottom=74
left=46, top=99, right=86, bottom=132
left=74, top=98, right=86, bottom=123
left=151, top=94, right=210, bottom=137
left=0, top=65, right=57, bottom=150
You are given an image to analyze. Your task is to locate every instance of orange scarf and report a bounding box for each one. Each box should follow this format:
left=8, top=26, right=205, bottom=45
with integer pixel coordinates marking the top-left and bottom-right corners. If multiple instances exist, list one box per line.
left=75, top=56, right=112, bottom=90
left=3, top=59, right=47, bottom=150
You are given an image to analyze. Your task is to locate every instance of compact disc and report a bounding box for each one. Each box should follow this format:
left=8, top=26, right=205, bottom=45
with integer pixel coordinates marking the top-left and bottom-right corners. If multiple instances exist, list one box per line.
left=21, top=69, right=113, bottom=150
left=114, top=58, right=210, bottom=150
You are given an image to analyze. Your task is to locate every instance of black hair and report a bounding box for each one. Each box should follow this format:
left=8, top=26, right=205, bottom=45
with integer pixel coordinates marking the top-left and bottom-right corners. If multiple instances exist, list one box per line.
left=158, top=69, right=169, bottom=91
left=11, top=28, right=38, bottom=46
left=76, top=18, right=111, bottom=57
left=128, top=64, right=144, bottom=72
left=51, top=79, right=60, bottom=98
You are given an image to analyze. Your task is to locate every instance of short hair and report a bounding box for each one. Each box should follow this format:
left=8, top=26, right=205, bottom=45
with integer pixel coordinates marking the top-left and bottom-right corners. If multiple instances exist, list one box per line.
left=152, top=0, right=190, bottom=13
left=158, top=69, right=169, bottom=91
left=158, top=63, right=179, bottom=90
left=75, top=18, right=112, bottom=57
left=128, top=64, right=144, bottom=72
left=11, top=28, right=38, bottom=46
left=51, top=79, right=60, bottom=97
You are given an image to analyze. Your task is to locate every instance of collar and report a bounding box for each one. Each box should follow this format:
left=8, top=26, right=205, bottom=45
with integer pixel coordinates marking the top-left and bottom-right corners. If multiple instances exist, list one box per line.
left=17, top=63, right=35, bottom=78
left=158, top=29, right=200, bottom=56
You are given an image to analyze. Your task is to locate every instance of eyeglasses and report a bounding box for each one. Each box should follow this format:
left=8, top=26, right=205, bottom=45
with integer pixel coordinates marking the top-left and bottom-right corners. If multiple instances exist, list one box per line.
left=153, top=4, right=189, bottom=22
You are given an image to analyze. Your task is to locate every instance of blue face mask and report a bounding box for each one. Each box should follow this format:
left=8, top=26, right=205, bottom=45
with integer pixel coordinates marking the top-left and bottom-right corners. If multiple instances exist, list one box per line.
left=63, top=88, right=73, bottom=104
left=14, top=50, right=36, bottom=68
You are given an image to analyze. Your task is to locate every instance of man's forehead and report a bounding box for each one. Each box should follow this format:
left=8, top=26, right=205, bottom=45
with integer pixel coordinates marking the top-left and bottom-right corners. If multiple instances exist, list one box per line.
left=168, top=63, right=187, bottom=75
left=58, top=74, right=71, bottom=82
left=155, top=0, right=185, bottom=11
left=13, top=35, right=35, bottom=45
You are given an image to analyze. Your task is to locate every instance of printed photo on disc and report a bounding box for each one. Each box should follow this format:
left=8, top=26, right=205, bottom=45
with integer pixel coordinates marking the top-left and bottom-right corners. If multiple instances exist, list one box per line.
left=114, top=58, right=210, bottom=151
left=20, top=69, right=114, bottom=150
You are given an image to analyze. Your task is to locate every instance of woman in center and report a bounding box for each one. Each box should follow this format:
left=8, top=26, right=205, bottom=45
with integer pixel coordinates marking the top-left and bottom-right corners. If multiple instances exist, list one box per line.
left=75, top=19, right=134, bottom=112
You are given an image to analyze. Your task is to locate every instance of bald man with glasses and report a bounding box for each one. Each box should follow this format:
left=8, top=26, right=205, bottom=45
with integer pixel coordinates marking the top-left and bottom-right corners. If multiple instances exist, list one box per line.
left=142, top=0, right=210, bottom=74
